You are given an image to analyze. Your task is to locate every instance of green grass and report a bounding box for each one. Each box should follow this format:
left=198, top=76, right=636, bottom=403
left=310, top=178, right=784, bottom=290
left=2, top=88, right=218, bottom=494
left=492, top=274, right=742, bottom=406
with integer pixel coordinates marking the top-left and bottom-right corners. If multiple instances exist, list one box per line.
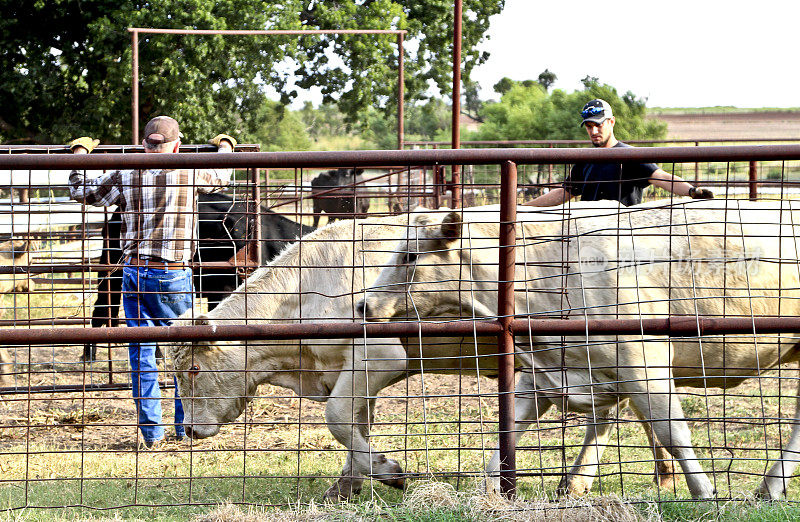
left=3, top=380, right=800, bottom=520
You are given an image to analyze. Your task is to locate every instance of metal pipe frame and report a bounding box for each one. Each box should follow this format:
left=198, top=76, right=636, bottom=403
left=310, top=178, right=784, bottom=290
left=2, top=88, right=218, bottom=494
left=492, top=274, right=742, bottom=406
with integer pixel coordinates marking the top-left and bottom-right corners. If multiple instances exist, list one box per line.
left=497, top=161, right=517, bottom=496
left=404, top=138, right=800, bottom=147
left=4, top=317, right=800, bottom=347
left=4, top=145, right=800, bottom=171
left=450, top=0, right=462, bottom=208
left=129, top=28, right=407, bottom=149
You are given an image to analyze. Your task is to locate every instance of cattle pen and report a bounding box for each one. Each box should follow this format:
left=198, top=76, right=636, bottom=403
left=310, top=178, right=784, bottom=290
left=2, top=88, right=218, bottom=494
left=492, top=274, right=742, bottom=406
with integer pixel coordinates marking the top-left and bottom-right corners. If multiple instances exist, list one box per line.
left=3, top=146, right=800, bottom=518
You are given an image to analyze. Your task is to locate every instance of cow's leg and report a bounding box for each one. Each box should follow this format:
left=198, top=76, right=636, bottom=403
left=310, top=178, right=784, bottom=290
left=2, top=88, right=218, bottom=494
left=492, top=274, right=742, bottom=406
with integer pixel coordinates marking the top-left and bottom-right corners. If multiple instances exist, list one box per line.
left=757, top=368, right=800, bottom=499
left=312, top=200, right=321, bottom=228
left=84, top=272, right=122, bottom=362
left=323, top=342, right=407, bottom=501
left=484, top=369, right=553, bottom=493
left=553, top=404, right=676, bottom=495
left=550, top=400, right=676, bottom=495
left=625, top=372, right=715, bottom=499
left=0, top=348, right=10, bottom=386
left=628, top=401, right=677, bottom=490
left=556, top=411, right=617, bottom=496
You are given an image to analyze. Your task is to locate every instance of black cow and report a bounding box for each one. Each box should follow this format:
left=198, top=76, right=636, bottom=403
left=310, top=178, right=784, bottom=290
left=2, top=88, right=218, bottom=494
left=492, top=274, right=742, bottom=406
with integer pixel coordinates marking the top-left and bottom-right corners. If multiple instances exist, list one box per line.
left=84, top=191, right=314, bottom=361
left=310, top=168, right=371, bottom=227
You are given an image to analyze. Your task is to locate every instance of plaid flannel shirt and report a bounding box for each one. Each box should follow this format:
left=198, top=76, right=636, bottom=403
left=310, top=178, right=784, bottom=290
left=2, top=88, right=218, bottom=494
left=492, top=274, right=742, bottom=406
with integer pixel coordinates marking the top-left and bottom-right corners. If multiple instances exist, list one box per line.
left=69, top=161, right=232, bottom=262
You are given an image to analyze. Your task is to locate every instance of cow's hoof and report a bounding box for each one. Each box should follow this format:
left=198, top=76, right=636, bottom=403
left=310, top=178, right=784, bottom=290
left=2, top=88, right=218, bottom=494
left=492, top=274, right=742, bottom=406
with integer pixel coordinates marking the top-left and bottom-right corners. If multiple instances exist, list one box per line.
left=481, top=476, right=501, bottom=495
left=655, top=472, right=676, bottom=491
left=556, top=475, right=590, bottom=497
left=374, top=458, right=405, bottom=490
left=323, top=478, right=362, bottom=502
left=755, top=481, right=785, bottom=500
left=654, top=461, right=677, bottom=490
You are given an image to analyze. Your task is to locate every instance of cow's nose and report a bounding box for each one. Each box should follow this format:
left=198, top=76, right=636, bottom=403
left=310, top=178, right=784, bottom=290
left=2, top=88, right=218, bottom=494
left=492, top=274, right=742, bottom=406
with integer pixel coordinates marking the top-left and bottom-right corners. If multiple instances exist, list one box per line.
left=184, top=425, right=194, bottom=439
left=356, top=299, right=368, bottom=318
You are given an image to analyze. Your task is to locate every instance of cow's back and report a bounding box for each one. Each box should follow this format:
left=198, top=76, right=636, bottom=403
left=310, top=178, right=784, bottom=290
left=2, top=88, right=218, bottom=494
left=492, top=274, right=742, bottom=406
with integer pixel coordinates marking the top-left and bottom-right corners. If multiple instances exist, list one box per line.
left=537, top=200, right=800, bottom=388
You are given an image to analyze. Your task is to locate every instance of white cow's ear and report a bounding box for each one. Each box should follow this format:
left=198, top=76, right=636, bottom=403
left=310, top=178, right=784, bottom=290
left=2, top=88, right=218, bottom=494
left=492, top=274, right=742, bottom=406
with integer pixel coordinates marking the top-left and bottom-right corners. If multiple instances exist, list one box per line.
left=439, top=212, right=462, bottom=242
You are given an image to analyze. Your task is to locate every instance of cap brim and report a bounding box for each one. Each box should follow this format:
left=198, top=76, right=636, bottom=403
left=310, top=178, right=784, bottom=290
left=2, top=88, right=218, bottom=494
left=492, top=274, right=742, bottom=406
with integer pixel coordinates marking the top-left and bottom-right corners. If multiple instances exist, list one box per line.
left=580, top=117, right=607, bottom=127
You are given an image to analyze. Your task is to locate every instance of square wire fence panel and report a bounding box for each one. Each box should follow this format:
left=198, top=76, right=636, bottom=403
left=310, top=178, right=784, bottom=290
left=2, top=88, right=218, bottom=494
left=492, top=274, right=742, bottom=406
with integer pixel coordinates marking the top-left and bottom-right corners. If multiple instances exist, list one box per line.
left=2, top=148, right=800, bottom=514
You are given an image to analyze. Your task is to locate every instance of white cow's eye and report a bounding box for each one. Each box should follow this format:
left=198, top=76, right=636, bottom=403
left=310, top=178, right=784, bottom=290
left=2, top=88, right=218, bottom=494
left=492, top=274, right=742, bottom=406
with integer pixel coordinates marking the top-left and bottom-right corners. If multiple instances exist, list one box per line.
left=189, top=365, right=200, bottom=377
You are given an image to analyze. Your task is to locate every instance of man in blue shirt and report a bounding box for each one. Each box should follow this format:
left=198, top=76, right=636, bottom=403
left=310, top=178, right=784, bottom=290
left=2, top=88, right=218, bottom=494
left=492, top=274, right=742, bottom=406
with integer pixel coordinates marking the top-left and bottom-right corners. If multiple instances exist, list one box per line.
left=524, top=99, right=713, bottom=206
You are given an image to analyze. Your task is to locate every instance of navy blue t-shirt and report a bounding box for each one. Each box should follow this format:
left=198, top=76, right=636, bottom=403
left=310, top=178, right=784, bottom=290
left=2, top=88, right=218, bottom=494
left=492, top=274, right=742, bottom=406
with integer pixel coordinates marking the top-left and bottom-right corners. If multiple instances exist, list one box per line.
left=563, top=142, right=659, bottom=206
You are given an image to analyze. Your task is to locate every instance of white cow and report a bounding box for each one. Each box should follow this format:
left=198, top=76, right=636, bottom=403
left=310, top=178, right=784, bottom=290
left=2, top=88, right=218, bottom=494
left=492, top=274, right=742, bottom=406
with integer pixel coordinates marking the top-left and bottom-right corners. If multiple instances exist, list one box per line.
left=359, top=199, right=800, bottom=499
left=170, top=202, right=677, bottom=500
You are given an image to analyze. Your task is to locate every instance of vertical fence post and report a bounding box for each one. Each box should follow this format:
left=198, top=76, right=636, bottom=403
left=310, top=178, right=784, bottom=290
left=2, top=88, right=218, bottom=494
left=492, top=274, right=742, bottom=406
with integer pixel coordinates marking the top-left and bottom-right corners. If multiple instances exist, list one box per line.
left=131, top=29, right=139, bottom=145
left=450, top=0, right=462, bottom=209
left=434, top=165, right=443, bottom=209
left=498, top=160, right=518, bottom=497
left=749, top=161, right=758, bottom=201
left=252, top=167, right=262, bottom=266
left=397, top=32, right=405, bottom=151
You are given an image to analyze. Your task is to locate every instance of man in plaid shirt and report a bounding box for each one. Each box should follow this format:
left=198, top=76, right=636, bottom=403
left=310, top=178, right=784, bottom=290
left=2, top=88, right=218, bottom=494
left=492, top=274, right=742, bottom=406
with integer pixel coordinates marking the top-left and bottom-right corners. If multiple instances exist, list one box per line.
left=68, top=116, right=236, bottom=448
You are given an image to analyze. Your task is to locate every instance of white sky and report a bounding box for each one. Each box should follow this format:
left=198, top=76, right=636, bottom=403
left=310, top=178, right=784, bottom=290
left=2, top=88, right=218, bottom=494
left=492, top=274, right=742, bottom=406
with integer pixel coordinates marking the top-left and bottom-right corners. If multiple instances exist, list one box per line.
left=470, top=0, right=800, bottom=108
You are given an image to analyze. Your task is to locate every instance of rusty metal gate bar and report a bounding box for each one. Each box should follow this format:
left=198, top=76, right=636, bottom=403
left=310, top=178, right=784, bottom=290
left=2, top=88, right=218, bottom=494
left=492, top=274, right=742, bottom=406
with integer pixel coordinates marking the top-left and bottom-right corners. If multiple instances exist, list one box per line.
left=404, top=138, right=800, bottom=147
left=4, top=144, right=800, bottom=171
left=129, top=28, right=407, bottom=149
left=4, top=315, right=800, bottom=346
left=497, top=161, right=517, bottom=495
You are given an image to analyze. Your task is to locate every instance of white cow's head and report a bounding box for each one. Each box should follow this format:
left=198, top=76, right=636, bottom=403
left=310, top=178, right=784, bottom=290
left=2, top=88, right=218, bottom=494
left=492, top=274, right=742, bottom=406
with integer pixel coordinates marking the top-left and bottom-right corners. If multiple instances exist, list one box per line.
left=169, top=315, right=257, bottom=439
left=357, top=210, right=497, bottom=322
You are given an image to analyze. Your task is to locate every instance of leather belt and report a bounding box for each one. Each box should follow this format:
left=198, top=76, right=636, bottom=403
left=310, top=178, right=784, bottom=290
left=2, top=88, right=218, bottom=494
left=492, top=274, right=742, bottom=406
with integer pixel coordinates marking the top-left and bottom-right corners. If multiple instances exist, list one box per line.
left=125, top=256, right=185, bottom=270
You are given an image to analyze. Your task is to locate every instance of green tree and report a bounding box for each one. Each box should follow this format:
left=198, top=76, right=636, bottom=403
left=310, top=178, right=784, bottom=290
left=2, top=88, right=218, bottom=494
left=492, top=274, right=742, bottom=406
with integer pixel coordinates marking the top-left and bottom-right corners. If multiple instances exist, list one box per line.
left=298, top=102, right=352, bottom=141
left=406, top=98, right=450, bottom=140
left=462, top=78, right=483, bottom=121
left=472, top=78, right=666, bottom=142
left=493, top=77, right=515, bottom=95
left=537, top=69, right=557, bottom=91
left=250, top=101, right=311, bottom=151
left=0, top=0, right=504, bottom=145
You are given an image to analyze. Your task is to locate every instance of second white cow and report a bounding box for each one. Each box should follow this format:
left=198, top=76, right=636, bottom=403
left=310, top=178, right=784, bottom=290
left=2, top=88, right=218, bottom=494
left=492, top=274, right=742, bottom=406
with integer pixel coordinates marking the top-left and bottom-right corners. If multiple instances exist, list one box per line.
left=170, top=203, right=677, bottom=500
left=360, top=199, right=800, bottom=499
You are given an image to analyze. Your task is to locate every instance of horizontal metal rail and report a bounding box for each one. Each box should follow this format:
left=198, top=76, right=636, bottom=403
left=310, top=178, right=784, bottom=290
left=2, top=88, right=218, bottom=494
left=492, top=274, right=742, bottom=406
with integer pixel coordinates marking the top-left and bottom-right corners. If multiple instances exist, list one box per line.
left=0, top=144, right=262, bottom=153
left=2, top=145, right=800, bottom=170
left=2, top=317, right=800, bottom=346
left=405, top=138, right=800, bottom=147
left=130, top=28, right=407, bottom=35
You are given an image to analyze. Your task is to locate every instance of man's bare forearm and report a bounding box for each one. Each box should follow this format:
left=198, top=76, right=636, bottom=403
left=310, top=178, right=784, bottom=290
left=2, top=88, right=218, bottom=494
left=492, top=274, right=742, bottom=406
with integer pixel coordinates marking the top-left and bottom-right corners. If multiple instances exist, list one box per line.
left=523, top=187, right=571, bottom=206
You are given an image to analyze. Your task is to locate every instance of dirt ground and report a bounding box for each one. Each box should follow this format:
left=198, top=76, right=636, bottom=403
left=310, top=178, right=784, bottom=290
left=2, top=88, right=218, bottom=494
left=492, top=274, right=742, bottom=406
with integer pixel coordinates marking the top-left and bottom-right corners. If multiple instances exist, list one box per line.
left=0, top=341, right=500, bottom=451
left=652, top=111, right=800, bottom=140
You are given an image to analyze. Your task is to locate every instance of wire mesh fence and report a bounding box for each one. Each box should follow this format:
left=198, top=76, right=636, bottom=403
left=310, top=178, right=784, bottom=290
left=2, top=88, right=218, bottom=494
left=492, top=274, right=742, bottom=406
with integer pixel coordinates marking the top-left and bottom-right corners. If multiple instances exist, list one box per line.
left=2, top=145, right=800, bottom=515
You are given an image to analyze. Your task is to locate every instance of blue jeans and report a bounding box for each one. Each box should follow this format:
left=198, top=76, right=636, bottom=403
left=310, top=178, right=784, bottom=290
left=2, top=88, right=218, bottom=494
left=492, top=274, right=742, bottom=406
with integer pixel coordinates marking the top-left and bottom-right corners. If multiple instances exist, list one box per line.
left=122, top=264, right=193, bottom=443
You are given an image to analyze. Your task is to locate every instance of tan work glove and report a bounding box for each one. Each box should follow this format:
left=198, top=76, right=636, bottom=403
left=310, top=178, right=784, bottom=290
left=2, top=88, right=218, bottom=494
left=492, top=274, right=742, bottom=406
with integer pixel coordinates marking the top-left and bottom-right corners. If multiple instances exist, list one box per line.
left=68, top=137, right=100, bottom=153
left=208, top=134, right=237, bottom=150
left=689, top=187, right=714, bottom=199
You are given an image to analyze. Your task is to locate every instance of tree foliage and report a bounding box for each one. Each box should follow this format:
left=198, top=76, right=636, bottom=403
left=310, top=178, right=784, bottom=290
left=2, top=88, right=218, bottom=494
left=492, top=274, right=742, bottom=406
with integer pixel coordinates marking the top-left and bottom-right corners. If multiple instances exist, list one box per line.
left=250, top=101, right=311, bottom=151
left=537, top=69, right=556, bottom=91
left=473, top=77, right=667, bottom=142
left=0, top=0, right=503, bottom=145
